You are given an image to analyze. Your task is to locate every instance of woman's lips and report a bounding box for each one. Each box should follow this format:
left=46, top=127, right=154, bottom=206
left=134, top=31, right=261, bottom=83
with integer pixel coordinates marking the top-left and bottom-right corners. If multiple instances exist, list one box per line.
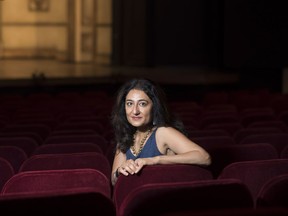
left=131, top=116, right=142, bottom=121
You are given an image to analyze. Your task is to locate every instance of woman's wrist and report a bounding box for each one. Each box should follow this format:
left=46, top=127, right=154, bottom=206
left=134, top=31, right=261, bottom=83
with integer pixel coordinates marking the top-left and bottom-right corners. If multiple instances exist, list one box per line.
left=154, top=156, right=160, bottom=165
left=114, top=167, right=120, bottom=178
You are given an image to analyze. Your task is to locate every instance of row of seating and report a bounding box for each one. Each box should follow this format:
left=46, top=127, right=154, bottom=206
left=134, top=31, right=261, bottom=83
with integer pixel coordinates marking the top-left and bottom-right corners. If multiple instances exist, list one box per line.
left=1, top=121, right=288, bottom=154
left=3, top=103, right=288, bottom=131
left=0, top=161, right=287, bottom=215
left=0, top=89, right=287, bottom=215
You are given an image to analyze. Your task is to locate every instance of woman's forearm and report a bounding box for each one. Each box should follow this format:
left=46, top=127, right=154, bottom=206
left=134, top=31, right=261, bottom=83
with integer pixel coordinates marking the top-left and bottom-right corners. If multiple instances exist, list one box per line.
left=153, top=150, right=211, bottom=166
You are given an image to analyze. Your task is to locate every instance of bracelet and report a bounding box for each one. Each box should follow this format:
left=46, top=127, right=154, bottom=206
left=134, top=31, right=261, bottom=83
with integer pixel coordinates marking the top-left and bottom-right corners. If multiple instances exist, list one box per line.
left=115, top=167, right=120, bottom=178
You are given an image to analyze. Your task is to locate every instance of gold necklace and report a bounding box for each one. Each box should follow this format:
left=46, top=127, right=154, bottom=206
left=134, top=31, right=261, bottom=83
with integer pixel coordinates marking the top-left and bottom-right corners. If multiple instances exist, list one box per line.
left=131, top=129, right=152, bottom=156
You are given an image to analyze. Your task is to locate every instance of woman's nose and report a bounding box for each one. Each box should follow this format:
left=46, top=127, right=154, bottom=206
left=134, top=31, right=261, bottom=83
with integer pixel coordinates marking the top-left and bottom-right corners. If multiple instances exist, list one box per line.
left=133, top=105, right=140, bottom=114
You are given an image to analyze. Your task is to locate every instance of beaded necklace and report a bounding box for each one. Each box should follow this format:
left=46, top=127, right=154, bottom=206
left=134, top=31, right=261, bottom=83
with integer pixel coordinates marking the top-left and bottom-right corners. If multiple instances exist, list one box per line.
left=131, top=129, right=152, bottom=156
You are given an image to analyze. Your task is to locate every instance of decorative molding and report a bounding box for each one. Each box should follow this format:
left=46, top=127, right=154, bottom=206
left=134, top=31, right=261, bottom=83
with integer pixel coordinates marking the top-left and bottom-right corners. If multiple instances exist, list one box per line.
left=1, top=22, right=68, bottom=26
left=81, top=0, right=94, bottom=26
left=1, top=48, right=68, bottom=61
left=81, top=32, right=93, bottom=53
left=28, top=0, right=49, bottom=12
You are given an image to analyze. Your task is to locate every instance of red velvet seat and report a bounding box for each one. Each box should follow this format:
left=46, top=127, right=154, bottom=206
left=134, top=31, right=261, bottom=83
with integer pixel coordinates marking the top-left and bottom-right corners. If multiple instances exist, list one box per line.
left=54, top=121, right=104, bottom=134
left=0, top=146, right=27, bottom=173
left=201, top=92, right=230, bottom=106
left=202, top=103, right=238, bottom=115
left=239, top=133, right=288, bottom=157
left=188, top=129, right=230, bottom=139
left=280, top=144, right=288, bottom=159
left=247, top=120, right=287, bottom=132
left=43, top=134, right=109, bottom=153
left=233, top=127, right=282, bottom=144
left=19, top=152, right=111, bottom=179
left=2, top=168, right=111, bottom=198
left=0, top=132, right=43, bottom=146
left=192, top=136, right=236, bottom=150
left=1, top=124, right=51, bottom=141
left=0, top=188, right=116, bottom=216
left=12, top=118, right=58, bottom=130
left=240, top=113, right=277, bottom=127
left=118, top=179, right=253, bottom=216
left=218, top=159, right=288, bottom=205
left=240, top=107, right=275, bottom=117
left=208, top=143, right=278, bottom=178
left=204, top=122, right=243, bottom=136
left=50, top=129, right=98, bottom=136
left=0, top=137, right=38, bottom=157
left=200, top=114, right=240, bottom=129
left=113, top=164, right=213, bottom=211
left=32, top=142, right=103, bottom=155
left=256, top=174, right=288, bottom=208
left=159, top=208, right=288, bottom=216
left=0, top=157, right=14, bottom=192
left=277, top=110, right=288, bottom=126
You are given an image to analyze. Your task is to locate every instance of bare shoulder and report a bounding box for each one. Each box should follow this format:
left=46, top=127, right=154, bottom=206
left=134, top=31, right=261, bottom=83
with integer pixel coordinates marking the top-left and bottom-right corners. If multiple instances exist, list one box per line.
left=156, top=126, right=183, bottom=136
left=155, top=127, right=181, bottom=149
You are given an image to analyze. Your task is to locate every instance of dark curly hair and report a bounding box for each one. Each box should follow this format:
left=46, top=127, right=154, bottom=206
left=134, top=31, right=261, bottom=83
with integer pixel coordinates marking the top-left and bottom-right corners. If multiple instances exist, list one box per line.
left=111, top=78, right=187, bottom=153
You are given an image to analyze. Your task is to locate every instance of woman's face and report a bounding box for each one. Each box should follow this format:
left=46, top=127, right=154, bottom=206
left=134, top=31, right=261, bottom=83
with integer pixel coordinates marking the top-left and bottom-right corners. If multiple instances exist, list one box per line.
left=125, top=89, right=153, bottom=129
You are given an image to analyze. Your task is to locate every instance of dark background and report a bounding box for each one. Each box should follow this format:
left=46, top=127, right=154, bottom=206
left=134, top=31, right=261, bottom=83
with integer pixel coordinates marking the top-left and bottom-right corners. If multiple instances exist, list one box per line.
left=112, top=0, right=288, bottom=92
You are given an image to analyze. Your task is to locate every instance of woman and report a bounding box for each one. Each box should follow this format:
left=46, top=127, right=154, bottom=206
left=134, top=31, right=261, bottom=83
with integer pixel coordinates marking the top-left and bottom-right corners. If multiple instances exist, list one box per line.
left=111, top=78, right=211, bottom=186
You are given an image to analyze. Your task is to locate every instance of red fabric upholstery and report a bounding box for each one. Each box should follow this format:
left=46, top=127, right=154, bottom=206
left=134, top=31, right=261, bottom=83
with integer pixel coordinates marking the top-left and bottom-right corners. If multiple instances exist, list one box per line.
left=204, top=122, right=243, bottom=136
left=200, top=114, right=240, bottom=129
left=1, top=124, right=51, bottom=140
left=2, top=168, right=111, bottom=198
left=54, top=121, right=104, bottom=134
left=280, top=144, right=288, bottom=159
left=50, top=129, right=98, bottom=136
left=218, top=159, right=288, bottom=204
left=278, top=111, right=288, bottom=126
left=233, top=127, right=282, bottom=144
left=32, top=143, right=103, bottom=155
left=247, top=120, right=287, bottom=132
left=188, top=129, right=230, bottom=138
left=192, top=136, right=235, bottom=150
left=12, top=118, right=58, bottom=130
left=19, top=152, right=111, bottom=179
left=113, top=164, right=213, bottom=211
left=0, top=157, right=14, bottom=192
left=240, top=133, right=288, bottom=156
left=118, top=179, right=253, bottom=216
left=0, top=146, right=27, bottom=173
left=43, top=134, right=109, bottom=153
left=208, top=143, right=278, bottom=178
left=241, top=112, right=276, bottom=127
left=0, top=132, right=43, bottom=146
left=256, top=174, right=288, bottom=208
left=0, top=137, right=38, bottom=157
left=159, top=208, right=288, bottom=216
left=0, top=188, right=115, bottom=215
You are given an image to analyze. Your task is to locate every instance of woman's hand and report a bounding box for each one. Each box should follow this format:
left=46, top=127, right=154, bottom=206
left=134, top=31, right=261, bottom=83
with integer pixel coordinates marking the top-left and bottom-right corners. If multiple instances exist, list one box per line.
left=118, top=157, right=157, bottom=176
left=118, top=159, right=139, bottom=176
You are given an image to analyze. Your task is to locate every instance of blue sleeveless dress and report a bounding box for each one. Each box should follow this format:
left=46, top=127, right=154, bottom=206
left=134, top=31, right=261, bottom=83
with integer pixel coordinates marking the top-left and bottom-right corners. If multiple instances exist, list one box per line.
left=126, top=129, right=163, bottom=160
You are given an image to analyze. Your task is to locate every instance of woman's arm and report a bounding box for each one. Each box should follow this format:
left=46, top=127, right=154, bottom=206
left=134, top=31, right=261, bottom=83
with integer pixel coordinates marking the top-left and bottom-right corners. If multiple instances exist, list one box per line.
left=111, top=127, right=211, bottom=184
left=154, top=126, right=211, bottom=165
left=132, top=127, right=211, bottom=172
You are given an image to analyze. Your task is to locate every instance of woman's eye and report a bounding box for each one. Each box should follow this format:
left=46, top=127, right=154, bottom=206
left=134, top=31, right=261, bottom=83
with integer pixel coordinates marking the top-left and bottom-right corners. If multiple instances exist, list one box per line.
left=126, top=102, right=133, bottom=106
left=139, top=102, right=147, bottom=107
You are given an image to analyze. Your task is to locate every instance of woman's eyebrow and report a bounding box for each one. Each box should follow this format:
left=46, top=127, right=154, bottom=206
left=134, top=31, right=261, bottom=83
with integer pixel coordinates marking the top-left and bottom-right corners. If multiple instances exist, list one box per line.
left=126, top=99, right=148, bottom=102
